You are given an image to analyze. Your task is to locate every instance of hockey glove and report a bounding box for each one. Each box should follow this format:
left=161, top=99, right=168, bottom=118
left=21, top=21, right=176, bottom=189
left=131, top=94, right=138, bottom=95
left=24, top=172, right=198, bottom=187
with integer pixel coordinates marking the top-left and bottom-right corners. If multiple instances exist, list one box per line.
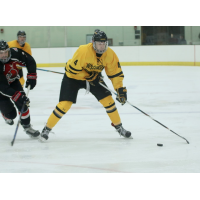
left=12, top=91, right=30, bottom=108
left=25, top=73, right=37, bottom=90
left=85, top=71, right=101, bottom=86
left=116, top=87, right=127, bottom=105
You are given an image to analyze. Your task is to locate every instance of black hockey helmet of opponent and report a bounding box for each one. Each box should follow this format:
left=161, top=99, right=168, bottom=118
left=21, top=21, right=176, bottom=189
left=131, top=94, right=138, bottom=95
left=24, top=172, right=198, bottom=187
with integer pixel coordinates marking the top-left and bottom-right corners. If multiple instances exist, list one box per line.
left=17, top=30, right=26, bottom=46
left=0, top=40, right=11, bottom=63
left=92, top=30, right=108, bottom=54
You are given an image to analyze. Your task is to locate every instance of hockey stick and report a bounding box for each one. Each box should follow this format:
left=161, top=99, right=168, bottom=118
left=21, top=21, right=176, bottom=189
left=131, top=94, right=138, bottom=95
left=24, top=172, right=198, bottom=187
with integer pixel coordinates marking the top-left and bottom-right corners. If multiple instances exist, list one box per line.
left=11, top=85, right=31, bottom=146
left=34, top=68, right=64, bottom=74
left=99, top=82, right=190, bottom=144
left=17, top=66, right=189, bottom=144
left=20, top=65, right=65, bottom=75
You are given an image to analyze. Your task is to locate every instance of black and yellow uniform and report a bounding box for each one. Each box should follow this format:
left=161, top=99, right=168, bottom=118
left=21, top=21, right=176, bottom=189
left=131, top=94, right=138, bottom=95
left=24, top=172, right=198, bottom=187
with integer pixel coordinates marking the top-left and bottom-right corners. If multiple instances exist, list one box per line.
left=7, top=40, right=32, bottom=86
left=45, top=43, right=125, bottom=130
left=65, top=43, right=124, bottom=89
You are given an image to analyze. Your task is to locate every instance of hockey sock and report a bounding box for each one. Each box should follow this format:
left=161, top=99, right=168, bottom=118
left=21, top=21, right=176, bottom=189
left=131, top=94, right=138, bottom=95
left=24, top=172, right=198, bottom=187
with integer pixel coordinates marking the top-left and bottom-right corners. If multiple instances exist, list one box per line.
left=20, top=108, right=30, bottom=126
left=99, top=95, right=121, bottom=126
left=46, top=101, right=73, bottom=129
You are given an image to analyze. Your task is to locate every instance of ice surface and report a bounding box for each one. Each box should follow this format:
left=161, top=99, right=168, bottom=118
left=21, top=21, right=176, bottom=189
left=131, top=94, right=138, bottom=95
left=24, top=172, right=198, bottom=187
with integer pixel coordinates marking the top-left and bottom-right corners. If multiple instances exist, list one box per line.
left=0, top=66, right=200, bottom=173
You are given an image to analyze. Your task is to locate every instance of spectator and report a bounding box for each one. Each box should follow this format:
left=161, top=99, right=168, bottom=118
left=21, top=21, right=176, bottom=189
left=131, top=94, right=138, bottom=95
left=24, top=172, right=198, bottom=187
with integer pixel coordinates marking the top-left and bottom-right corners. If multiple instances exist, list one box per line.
left=169, top=34, right=178, bottom=45
left=178, top=35, right=187, bottom=45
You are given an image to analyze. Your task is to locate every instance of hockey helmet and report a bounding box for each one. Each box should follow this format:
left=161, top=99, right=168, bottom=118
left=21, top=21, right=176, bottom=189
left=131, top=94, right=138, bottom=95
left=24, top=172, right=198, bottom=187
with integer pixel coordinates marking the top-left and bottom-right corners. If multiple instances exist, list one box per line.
left=17, top=30, right=26, bottom=45
left=0, top=40, right=11, bottom=63
left=92, top=30, right=108, bottom=54
left=17, top=30, right=26, bottom=37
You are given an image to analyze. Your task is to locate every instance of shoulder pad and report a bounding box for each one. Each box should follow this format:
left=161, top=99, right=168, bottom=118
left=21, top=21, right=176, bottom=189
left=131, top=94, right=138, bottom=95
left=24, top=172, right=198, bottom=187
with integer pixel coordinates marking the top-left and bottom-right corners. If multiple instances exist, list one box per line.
left=12, top=48, right=18, bottom=52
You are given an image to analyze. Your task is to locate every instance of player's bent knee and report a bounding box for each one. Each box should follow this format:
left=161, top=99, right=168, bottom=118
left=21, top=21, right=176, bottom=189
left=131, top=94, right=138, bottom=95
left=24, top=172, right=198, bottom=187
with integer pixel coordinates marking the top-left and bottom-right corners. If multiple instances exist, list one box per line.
left=99, top=96, right=116, bottom=110
left=4, top=108, right=17, bottom=119
left=56, top=101, right=73, bottom=114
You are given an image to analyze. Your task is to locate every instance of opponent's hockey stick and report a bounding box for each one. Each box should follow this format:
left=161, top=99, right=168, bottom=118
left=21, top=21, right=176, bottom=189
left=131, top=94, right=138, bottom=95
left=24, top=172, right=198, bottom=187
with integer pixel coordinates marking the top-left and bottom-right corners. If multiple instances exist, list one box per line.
left=20, top=66, right=65, bottom=75
left=99, top=82, right=190, bottom=144
left=35, top=68, right=65, bottom=74
left=11, top=85, right=31, bottom=146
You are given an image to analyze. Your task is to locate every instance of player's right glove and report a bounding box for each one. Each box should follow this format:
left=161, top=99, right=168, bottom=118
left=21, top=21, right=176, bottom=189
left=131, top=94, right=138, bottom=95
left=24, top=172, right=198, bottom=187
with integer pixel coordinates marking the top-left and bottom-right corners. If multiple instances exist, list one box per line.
left=85, top=71, right=101, bottom=86
left=11, top=91, right=30, bottom=108
left=116, top=87, right=127, bottom=105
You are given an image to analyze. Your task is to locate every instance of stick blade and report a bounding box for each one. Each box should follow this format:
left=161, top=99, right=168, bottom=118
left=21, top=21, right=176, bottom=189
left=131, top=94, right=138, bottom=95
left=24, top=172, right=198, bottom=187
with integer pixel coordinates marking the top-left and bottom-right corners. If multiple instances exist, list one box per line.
left=11, top=140, right=15, bottom=146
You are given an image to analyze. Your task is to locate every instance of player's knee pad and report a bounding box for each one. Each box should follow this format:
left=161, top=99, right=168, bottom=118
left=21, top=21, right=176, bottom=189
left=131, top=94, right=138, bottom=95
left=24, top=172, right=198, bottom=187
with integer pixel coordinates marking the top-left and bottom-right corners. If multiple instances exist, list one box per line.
left=54, top=101, right=73, bottom=117
left=99, top=95, right=117, bottom=113
left=0, top=99, right=15, bottom=114
left=4, top=107, right=17, bottom=119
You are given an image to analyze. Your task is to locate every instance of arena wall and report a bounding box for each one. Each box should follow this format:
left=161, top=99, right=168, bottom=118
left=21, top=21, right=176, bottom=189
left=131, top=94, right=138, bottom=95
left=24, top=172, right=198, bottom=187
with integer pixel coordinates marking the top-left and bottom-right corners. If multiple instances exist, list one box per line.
left=32, top=45, right=200, bottom=67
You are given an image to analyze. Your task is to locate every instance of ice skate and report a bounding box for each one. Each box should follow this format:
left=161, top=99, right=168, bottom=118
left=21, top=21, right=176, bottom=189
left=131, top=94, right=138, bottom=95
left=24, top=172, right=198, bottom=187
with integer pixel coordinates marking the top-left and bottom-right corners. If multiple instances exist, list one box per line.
left=22, top=124, right=40, bottom=138
left=39, top=126, right=51, bottom=142
left=112, top=123, right=132, bottom=139
left=1, top=112, right=14, bottom=125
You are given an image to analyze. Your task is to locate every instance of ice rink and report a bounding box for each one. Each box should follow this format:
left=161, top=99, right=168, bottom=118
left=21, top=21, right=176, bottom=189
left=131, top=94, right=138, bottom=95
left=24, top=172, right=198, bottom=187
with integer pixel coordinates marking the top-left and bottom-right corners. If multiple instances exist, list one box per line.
left=0, top=65, right=200, bottom=173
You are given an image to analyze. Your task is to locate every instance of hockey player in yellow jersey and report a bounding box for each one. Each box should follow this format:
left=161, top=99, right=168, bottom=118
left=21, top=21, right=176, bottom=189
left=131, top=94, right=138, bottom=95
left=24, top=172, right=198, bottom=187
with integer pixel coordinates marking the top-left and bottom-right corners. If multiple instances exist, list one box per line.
left=40, top=30, right=132, bottom=141
left=8, top=31, right=32, bottom=87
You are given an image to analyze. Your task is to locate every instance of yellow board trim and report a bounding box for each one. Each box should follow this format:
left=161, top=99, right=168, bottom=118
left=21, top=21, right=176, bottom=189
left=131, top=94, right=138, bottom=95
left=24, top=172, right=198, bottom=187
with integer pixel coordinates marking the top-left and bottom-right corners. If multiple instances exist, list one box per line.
left=37, top=63, right=66, bottom=67
left=37, top=62, right=200, bottom=67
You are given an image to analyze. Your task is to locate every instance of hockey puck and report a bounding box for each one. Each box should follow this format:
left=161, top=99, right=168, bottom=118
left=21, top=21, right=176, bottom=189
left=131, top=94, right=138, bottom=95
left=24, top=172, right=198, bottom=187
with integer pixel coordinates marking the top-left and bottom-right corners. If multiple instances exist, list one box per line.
left=157, top=143, right=163, bottom=147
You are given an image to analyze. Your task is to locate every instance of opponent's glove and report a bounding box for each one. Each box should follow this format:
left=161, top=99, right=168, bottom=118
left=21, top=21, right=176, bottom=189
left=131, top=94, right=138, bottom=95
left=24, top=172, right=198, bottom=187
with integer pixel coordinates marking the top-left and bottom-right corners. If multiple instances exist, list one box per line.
left=116, top=87, right=127, bottom=105
left=12, top=91, right=30, bottom=107
left=85, top=71, right=100, bottom=86
left=25, top=73, right=37, bottom=90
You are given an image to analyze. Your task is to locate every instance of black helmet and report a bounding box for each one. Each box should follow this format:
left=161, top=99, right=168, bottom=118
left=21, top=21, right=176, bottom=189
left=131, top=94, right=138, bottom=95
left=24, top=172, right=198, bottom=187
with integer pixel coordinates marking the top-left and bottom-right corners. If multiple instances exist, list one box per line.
left=0, top=40, right=11, bottom=63
left=92, top=30, right=107, bottom=42
left=0, top=40, right=9, bottom=51
left=17, top=30, right=26, bottom=37
left=92, top=30, right=108, bottom=54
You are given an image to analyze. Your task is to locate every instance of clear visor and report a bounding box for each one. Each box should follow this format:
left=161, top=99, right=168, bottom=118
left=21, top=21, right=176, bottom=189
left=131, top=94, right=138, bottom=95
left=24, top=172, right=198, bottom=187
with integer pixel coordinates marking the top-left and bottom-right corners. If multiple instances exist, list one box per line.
left=0, top=48, right=11, bottom=63
left=93, top=41, right=108, bottom=54
left=17, top=35, right=26, bottom=45
left=0, top=48, right=10, bottom=53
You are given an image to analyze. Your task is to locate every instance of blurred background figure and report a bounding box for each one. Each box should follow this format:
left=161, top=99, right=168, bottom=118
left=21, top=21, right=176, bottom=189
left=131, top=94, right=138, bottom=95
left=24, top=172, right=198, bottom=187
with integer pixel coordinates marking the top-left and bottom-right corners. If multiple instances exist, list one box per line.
left=178, top=35, right=187, bottom=45
left=8, top=31, right=32, bottom=87
left=169, top=33, right=178, bottom=45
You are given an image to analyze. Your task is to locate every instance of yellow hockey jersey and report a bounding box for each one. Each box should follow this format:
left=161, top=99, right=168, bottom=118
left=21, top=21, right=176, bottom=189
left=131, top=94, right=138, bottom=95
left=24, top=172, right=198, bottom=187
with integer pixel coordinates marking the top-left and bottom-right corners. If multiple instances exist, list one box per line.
left=65, top=43, right=124, bottom=90
left=7, top=40, right=32, bottom=55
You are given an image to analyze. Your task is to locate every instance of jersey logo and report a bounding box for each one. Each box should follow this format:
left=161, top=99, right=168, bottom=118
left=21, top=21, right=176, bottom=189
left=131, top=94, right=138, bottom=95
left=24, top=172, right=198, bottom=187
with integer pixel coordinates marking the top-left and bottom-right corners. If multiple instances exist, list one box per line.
left=13, top=48, right=18, bottom=52
left=74, top=60, right=78, bottom=66
left=3, top=61, right=21, bottom=84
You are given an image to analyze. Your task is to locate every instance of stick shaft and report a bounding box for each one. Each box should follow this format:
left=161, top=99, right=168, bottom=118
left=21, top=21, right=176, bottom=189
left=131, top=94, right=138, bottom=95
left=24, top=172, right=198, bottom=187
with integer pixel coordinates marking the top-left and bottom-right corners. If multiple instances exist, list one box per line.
left=11, top=85, right=31, bottom=146
left=99, top=82, right=189, bottom=144
left=20, top=65, right=65, bottom=75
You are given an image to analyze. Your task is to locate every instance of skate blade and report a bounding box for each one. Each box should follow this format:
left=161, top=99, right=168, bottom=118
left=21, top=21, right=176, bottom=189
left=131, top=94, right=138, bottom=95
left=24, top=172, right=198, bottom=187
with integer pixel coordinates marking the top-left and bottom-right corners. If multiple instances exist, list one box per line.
left=38, top=136, right=48, bottom=143
left=27, top=135, right=40, bottom=139
left=123, top=136, right=133, bottom=139
left=126, top=136, right=133, bottom=139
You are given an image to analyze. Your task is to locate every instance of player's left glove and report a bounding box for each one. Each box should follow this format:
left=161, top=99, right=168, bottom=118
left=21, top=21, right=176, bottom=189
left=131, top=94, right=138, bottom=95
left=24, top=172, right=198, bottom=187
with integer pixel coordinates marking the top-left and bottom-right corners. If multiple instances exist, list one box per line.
left=85, top=71, right=101, bottom=86
left=25, top=73, right=37, bottom=90
left=116, top=87, right=127, bottom=105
